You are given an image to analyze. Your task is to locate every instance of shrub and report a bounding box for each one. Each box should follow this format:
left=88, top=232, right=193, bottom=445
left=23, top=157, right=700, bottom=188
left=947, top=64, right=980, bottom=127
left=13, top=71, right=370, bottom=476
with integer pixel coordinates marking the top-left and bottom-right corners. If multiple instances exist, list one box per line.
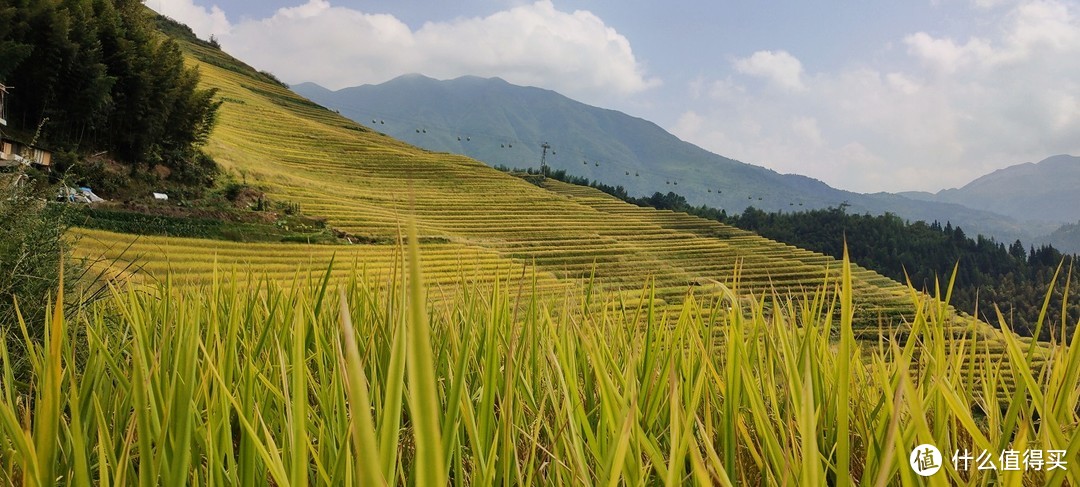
left=0, top=179, right=78, bottom=368
left=168, top=150, right=220, bottom=188
left=259, top=70, right=290, bottom=88
left=63, top=157, right=132, bottom=198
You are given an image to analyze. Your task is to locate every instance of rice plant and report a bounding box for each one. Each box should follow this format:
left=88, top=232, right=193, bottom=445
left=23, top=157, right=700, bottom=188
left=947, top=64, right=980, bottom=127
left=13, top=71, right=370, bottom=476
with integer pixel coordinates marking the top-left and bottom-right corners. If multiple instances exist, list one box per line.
left=2, top=234, right=1077, bottom=485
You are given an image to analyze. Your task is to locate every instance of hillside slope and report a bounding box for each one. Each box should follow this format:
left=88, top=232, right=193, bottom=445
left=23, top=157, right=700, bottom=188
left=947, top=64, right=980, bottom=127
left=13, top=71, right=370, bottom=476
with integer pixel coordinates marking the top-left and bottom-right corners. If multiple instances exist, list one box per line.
left=1039, top=221, right=1080, bottom=255
left=79, top=26, right=1023, bottom=355
left=294, top=76, right=1042, bottom=242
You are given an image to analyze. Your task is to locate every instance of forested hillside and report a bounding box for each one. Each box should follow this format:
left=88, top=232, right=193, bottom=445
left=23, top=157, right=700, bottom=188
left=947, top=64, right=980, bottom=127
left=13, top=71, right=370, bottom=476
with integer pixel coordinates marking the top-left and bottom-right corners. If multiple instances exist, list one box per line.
left=1041, top=220, right=1080, bottom=255
left=727, top=207, right=1079, bottom=339
left=0, top=0, right=219, bottom=181
left=536, top=168, right=1080, bottom=340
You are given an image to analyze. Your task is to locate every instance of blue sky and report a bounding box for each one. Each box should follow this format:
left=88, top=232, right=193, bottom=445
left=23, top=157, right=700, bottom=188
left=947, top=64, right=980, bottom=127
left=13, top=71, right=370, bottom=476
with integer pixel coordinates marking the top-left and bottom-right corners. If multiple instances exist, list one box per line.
left=151, top=0, right=1080, bottom=193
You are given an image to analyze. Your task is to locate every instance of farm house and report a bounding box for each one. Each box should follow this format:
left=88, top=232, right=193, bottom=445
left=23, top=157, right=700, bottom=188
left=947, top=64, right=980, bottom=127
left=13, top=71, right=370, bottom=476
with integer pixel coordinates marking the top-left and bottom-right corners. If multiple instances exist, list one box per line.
left=0, top=84, right=52, bottom=170
left=0, top=137, right=52, bottom=170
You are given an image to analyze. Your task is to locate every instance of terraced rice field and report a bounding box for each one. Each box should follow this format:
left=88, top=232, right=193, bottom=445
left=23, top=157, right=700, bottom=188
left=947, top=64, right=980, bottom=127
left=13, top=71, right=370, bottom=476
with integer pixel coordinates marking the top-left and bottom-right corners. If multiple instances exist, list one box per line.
left=7, top=25, right=1071, bottom=487
left=75, top=38, right=1041, bottom=372
left=73, top=228, right=575, bottom=301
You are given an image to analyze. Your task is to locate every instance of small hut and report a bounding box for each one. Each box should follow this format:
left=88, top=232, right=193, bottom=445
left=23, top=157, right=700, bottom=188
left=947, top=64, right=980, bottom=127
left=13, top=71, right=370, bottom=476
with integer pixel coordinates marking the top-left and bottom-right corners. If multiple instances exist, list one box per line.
left=0, top=138, right=52, bottom=170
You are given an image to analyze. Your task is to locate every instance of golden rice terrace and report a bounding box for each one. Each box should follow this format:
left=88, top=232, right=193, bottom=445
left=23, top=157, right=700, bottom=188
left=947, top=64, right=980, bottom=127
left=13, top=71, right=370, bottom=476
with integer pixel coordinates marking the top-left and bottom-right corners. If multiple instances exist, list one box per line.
left=78, top=37, right=1020, bottom=351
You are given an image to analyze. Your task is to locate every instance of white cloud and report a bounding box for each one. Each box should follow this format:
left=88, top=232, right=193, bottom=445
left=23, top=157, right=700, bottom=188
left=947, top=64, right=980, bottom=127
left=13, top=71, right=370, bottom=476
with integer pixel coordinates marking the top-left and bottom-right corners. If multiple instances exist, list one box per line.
left=706, top=77, right=746, bottom=102
left=673, top=0, right=1080, bottom=193
left=274, top=0, right=332, bottom=19
left=152, top=0, right=230, bottom=39
left=904, top=32, right=994, bottom=72
left=673, top=110, right=705, bottom=136
left=733, top=50, right=805, bottom=91
left=150, top=0, right=659, bottom=104
left=971, top=0, right=1016, bottom=9
left=885, top=72, right=921, bottom=94
left=790, top=116, right=823, bottom=147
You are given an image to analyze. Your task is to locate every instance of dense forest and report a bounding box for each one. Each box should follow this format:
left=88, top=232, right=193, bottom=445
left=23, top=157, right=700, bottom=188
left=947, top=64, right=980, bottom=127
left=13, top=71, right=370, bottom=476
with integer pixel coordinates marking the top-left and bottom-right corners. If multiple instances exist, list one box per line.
left=728, top=206, right=1079, bottom=340
left=0, top=0, right=220, bottom=183
left=526, top=167, right=1080, bottom=340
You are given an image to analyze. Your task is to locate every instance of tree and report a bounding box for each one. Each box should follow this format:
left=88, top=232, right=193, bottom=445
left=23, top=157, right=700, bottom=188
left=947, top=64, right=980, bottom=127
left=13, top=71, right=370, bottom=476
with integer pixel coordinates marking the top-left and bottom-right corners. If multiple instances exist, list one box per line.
left=0, top=5, right=33, bottom=81
left=1, top=0, right=220, bottom=175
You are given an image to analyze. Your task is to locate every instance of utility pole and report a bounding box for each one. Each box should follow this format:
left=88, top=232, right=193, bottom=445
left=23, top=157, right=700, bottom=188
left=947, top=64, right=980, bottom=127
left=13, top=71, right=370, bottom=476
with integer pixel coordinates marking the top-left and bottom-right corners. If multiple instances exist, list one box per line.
left=539, top=142, right=551, bottom=176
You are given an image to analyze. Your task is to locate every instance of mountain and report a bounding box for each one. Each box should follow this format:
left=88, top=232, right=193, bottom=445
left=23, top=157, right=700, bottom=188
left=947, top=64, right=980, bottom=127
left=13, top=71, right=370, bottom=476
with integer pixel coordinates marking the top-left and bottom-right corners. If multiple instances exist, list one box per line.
left=900, top=154, right=1080, bottom=225
left=294, top=75, right=1044, bottom=243
left=295, top=75, right=825, bottom=210
left=1040, top=221, right=1080, bottom=255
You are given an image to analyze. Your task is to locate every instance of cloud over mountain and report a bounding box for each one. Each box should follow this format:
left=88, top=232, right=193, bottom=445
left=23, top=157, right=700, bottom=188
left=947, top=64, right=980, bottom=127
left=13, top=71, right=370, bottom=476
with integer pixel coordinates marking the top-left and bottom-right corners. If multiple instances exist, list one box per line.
left=674, top=0, right=1080, bottom=193
left=153, top=0, right=1080, bottom=194
left=152, top=0, right=659, bottom=105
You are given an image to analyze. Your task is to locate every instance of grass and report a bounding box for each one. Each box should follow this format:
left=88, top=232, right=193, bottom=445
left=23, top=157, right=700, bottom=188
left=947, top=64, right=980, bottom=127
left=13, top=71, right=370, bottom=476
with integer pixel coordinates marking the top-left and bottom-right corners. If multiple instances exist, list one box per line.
left=2, top=235, right=1078, bottom=485
left=16, top=21, right=1069, bottom=485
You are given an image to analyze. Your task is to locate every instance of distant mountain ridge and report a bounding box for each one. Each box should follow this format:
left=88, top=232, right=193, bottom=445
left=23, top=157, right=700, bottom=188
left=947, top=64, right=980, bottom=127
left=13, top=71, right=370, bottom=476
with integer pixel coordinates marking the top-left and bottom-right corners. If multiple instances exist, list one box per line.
left=900, top=154, right=1080, bottom=225
left=294, top=75, right=1049, bottom=243
left=1040, top=221, right=1080, bottom=255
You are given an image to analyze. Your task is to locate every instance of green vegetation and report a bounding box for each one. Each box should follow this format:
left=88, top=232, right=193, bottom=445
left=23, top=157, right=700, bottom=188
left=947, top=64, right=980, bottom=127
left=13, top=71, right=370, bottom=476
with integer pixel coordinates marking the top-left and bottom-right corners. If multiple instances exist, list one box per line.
left=0, top=184, right=72, bottom=321
left=727, top=206, right=1079, bottom=340
left=69, top=206, right=340, bottom=244
left=0, top=11, right=1070, bottom=484
left=67, top=20, right=1044, bottom=395
left=1042, top=221, right=1080, bottom=255
left=2, top=237, right=1078, bottom=485
left=0, top=180, right=81, bottom=380
left=0, top=0, right=226, bottom=366
left=1, top=0, right=220, bottom=179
